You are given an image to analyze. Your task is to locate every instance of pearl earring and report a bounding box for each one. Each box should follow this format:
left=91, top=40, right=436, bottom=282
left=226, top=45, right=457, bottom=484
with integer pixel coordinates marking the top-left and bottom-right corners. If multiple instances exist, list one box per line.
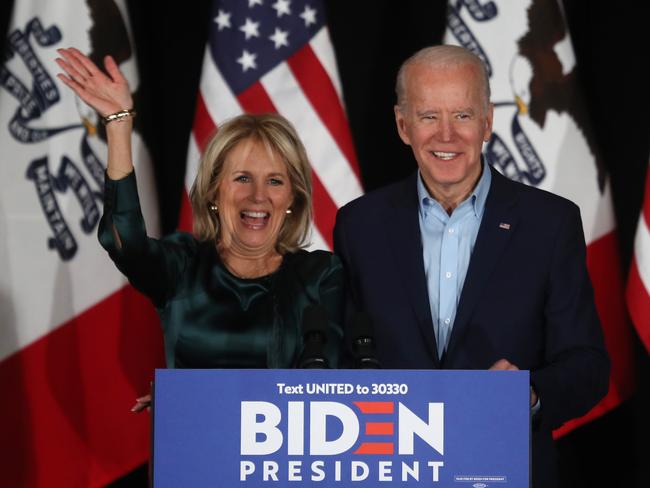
left=285, top=209, right=292, bottom=214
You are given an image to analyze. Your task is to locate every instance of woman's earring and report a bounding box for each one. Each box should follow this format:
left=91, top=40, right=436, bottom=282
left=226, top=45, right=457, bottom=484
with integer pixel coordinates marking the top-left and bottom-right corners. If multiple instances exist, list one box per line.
left=209, top=204, right=218, bottom=213
left=285, top=208, right=292, bottom=214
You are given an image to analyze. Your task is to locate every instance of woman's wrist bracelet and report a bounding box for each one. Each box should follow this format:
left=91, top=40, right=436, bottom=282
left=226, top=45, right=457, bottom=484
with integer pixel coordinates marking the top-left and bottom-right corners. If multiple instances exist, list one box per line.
left=102, top=108, right=136, bottom=125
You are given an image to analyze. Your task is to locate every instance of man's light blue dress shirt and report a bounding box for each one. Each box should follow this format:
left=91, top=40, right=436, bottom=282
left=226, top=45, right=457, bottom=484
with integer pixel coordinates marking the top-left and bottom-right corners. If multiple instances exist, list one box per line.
left=417, top=162, right=492, bottom=359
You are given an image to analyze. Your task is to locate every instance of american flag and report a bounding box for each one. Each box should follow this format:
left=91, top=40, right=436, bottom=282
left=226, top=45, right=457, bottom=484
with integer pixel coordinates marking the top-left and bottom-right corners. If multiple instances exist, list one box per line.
left=627, top=162, right=650, bottom=352
left=180, top=0, right=363, bottom=249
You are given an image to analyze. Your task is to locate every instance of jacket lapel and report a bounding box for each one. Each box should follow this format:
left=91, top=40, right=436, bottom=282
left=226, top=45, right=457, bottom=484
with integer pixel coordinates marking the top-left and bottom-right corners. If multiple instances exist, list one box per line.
left=385, top=174, right=440, bottom=366
left=445, top=167, right=520, bottom=361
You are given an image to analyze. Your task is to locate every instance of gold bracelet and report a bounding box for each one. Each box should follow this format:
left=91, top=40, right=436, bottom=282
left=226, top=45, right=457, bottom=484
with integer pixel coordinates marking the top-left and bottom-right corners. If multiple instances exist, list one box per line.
left=102, top=108, right=136, bottom=125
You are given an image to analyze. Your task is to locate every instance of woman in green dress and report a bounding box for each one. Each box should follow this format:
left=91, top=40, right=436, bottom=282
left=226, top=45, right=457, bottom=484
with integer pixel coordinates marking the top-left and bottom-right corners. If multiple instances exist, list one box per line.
left=55, top=48, right=344, bottom=409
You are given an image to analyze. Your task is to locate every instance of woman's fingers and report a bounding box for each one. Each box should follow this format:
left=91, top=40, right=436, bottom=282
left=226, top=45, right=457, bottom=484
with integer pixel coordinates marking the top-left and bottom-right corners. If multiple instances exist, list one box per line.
left=104, top=55, right=127, bottom=85
left=55, top=71, right=95, bottom=106
left=56, top=48, right=116, bottom=90
left=56, top=47, right=134, bottom=115
left=55, top=55, right=87, bottom=86
left=55, top=65, right=100, bottom=106
left=67, top=47, right=103, bottom=78
left=56, top=48, right=94, bottom=81
left=55, top=71, right=80, bottom=93
left=131, top=394, right=152, bottom=413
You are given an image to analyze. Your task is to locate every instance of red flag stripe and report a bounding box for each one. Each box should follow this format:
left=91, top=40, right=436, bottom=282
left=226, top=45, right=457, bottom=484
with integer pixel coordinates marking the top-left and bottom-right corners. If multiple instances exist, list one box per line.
left=0, top=286, right=164, bottom=487
left=287, top=44, right=362, bottom=181
left=237, top=81, right=277, bottom=114
left=311, top=171, right=338, bottom=248
left=192, top=92, right=218, bottom=153
left=181, top=94, right=219, bottom=234
left=553, top=230, right=636, bottom=438
left=177, top=189, right=194, bottom=233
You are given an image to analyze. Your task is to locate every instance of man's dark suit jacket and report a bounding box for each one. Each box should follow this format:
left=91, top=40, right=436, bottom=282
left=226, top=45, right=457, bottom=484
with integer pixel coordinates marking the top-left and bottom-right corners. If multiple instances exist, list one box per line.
left=333, top=165, right=610, bottom=488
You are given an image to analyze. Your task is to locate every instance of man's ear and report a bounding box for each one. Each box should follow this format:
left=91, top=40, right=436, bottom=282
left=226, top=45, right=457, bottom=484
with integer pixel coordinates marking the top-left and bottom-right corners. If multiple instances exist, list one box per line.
left=483, top=102, right=494, bottom=142
left=394, top=105, right=411, bottom=145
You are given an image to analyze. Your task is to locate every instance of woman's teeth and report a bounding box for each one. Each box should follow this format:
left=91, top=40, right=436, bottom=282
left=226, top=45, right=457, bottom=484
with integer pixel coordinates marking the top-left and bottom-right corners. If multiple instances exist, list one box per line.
left=241, top=211, right=269, bottom=219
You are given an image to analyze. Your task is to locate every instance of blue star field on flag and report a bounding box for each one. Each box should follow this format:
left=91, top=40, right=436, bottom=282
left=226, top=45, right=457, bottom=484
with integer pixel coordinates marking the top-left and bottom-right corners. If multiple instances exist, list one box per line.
left=209, top=0, right=325, bottom=94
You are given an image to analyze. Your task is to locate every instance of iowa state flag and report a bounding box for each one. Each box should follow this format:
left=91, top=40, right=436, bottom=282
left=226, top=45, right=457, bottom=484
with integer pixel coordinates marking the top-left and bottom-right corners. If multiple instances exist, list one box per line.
left=0, top=0, right=164, bottom=485
left=181, top=0, right=363, bottom=249
left=444, top=0, right=636, bottom=436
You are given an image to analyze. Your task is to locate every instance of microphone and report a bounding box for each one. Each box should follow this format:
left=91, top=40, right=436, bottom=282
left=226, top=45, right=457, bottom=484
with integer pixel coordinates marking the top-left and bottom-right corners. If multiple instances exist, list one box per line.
left=349, top=312, right=381, bottom=369
left=298, top=304, right=329, bottom=369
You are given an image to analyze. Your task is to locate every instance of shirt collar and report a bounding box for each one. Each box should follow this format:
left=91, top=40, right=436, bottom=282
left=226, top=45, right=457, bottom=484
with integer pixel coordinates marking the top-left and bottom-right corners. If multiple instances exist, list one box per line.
left=417, top=158, right=492, bottom=219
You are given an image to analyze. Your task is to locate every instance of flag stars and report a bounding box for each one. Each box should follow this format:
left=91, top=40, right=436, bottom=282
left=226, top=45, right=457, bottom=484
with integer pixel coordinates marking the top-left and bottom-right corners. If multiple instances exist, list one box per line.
left=239, top=17, right=260, bottom=40
left=237, top=49, right=257, bottom=72
left=272, top=0, right=291, bottom=17
left=214, top=9, right=231, bottom=31
left=300, top=5, right=317, bottom=27
left=269, top=28, right=289, bottom=49
left=248, top=0, right=263, bottom=7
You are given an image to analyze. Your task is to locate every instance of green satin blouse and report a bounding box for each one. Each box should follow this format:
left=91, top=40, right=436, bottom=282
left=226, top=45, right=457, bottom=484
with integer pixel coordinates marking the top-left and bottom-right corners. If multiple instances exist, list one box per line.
left=98, top=172, right=344, bottom=369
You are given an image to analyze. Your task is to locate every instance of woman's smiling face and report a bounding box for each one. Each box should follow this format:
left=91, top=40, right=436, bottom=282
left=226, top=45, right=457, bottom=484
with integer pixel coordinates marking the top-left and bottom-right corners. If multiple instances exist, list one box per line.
left=216, top=138, right=293, bottom=256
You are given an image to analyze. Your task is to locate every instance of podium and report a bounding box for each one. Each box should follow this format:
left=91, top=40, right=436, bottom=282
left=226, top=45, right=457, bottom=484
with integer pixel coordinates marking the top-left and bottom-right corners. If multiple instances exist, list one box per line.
left=153, top=369, right=529, bottom=487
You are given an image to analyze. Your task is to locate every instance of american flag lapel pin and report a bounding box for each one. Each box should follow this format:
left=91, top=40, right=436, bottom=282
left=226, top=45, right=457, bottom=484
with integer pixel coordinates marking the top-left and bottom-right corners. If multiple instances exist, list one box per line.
left=499, top=222, right=511, bottom=230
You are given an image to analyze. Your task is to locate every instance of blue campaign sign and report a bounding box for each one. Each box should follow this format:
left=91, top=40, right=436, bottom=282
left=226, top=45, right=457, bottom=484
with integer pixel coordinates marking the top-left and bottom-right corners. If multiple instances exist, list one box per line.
left=153, top=369, right=529, bottom=487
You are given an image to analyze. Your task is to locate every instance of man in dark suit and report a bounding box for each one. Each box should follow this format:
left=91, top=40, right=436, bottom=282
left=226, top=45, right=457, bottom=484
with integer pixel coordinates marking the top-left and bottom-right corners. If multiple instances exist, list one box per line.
left=333, top=45, right=609, bottom=487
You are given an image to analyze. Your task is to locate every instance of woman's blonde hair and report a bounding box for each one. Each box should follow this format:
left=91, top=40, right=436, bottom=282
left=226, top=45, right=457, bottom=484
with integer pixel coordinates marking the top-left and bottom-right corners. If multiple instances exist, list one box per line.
left=189, top=113, right=312, bottom=253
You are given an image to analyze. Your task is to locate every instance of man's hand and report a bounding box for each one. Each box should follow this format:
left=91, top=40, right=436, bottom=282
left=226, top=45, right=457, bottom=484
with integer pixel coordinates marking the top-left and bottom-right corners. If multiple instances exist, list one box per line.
left=489, top=358, right=538, bottom=407
left=489, top=358, right=519, bottom=371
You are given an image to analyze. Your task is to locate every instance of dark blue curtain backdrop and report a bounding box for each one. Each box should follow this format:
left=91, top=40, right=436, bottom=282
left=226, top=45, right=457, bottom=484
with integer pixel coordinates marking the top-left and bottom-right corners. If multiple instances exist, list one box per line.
left=2, top=1, right=648, bottom=487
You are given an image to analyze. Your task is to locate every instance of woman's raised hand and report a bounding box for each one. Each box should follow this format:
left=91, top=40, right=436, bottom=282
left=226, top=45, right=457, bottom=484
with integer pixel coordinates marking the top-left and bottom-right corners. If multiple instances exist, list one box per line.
left=57, top=48, right=136, bottom=179
left=55, top=47, right=132, bottom=117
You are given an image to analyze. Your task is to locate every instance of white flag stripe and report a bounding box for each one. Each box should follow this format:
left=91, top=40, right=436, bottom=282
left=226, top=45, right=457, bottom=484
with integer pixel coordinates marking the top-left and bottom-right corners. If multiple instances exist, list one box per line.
left=309, top=27, right=344, bottom=101
left=306, top=224, right=329, bottom=251
left=634, top=213, right=650, bottom=293
left=581, top=180, right=616, bottom=244
left=200, top=46, right=243, bottom=126
left=186, top=136, right=201, bottom=190
left=261, top=63, right=363, bottom=207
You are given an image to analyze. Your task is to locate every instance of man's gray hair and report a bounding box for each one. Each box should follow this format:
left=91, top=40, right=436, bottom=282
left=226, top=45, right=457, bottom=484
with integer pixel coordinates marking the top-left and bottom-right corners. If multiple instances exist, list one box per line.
left=395, top=45, right=491, bottom=112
